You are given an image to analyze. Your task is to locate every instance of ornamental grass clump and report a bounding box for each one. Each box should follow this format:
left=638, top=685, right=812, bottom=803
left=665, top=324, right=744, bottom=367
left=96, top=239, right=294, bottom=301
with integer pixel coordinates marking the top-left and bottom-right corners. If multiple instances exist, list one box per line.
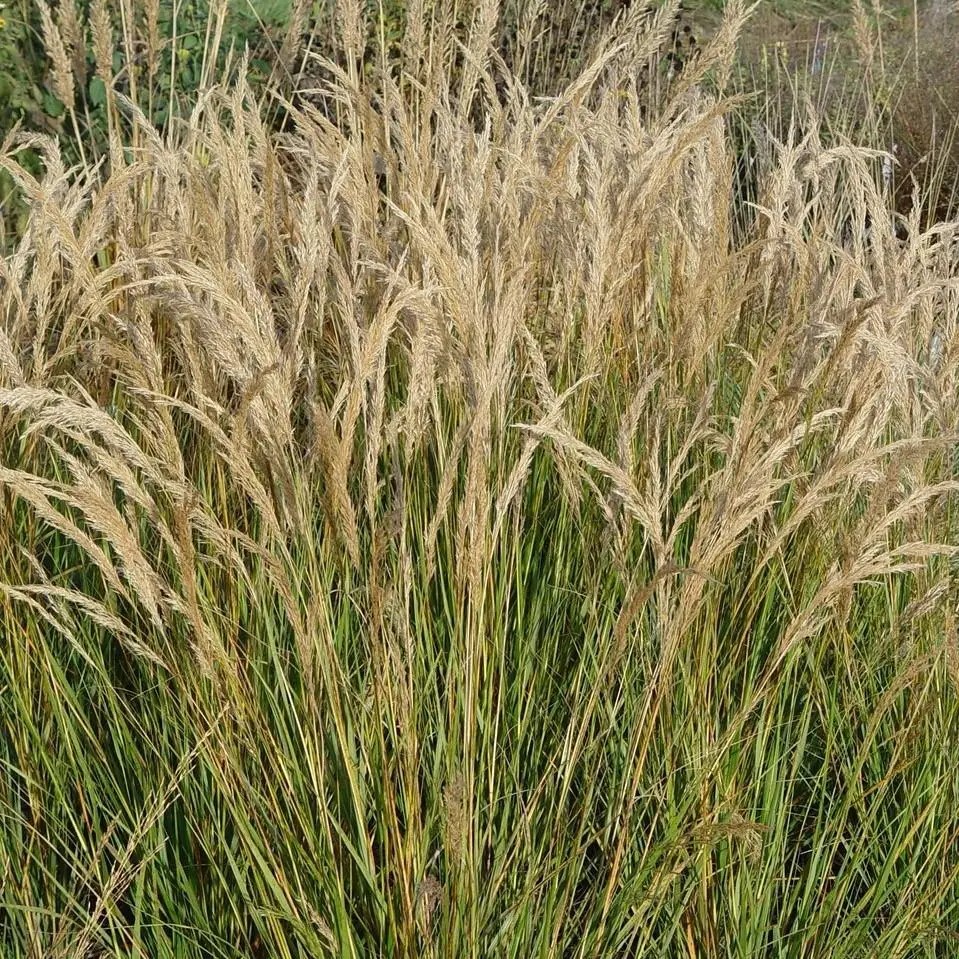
left=0, top=1, right=957, bottom=957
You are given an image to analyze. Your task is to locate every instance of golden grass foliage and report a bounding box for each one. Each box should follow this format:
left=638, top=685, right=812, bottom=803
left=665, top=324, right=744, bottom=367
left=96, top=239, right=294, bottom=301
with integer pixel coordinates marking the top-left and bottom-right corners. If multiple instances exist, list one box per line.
left=0, top=2, right=958, bottom=956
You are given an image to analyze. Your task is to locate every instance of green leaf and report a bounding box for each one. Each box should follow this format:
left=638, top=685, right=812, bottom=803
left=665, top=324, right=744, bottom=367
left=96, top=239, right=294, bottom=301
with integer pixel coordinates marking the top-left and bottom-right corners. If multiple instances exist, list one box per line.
left=42, top=90, right=64, bottom=118
left=88, top=76, right=107, bottom=107
left=230, top=0, right=292, bottom=27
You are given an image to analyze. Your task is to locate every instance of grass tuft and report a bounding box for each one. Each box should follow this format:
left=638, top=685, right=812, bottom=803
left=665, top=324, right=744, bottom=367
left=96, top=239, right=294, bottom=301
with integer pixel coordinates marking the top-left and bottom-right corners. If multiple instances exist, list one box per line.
left=1, top=2, right=958, bottom=957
